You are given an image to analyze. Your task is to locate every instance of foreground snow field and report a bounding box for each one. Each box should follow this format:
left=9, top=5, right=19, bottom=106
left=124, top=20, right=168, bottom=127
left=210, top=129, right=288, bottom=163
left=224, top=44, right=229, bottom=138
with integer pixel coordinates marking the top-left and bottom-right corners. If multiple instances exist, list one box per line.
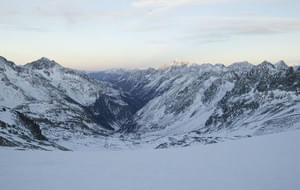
left=1, top=130, right=300, bottom=190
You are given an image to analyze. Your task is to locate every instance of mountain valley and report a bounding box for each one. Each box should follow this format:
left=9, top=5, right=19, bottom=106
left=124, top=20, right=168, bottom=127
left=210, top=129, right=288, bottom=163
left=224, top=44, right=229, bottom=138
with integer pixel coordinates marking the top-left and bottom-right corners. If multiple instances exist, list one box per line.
left=1, top=57, right=300, bottom=150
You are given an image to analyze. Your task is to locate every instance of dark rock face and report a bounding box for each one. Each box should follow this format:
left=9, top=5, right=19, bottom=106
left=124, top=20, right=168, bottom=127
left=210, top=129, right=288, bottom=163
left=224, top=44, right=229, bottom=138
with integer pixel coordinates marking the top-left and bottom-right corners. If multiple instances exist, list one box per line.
left=0, top=109, right=67, bottom=150
left=202, top=79, right=223, bottom=104
left=89, top=70, right=162, bottom=111
left=204, top=63, right=300, bottom=133
left=16, top=111, right=47, bottom=141
left=0, top=136, right=17, bottom=147
left=86, top=93, right=137, bottom=131
left=24, top=57, right=61, bottom=70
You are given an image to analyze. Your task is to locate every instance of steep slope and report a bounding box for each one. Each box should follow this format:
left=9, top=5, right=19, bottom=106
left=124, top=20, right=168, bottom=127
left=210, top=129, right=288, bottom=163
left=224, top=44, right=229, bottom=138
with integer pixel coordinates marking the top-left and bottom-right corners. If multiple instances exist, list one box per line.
left=0, top=56, right=136, bottom=150
left=1, top=56, right=300, bottom=150
left=204, top=61, right=300, bottom=136
left=0, top=106, right=67, bottom=150
left=90, top=60, right=300, bottom=148
left=24, top=57, right=137, bottom=131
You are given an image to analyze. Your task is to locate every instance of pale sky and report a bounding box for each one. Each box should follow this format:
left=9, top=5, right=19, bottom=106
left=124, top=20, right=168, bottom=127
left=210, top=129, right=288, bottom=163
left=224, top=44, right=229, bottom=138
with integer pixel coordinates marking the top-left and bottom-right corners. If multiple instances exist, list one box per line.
left=1, top=0, right=300, bottom=70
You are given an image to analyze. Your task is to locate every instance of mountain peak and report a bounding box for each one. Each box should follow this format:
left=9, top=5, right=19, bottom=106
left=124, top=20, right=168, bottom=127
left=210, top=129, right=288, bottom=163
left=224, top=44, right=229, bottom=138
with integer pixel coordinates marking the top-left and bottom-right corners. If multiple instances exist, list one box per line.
left=39, top=57, right=51, bottom=62
left=25, top=57, right=62, bottom=70
left=158, top=60, right=191, bottom=70
left=228, top=61, right=253, bottom=72
left=258, top=60, right=275, bottom=69
left=275, top=60, right=288, bottom=70
left=0, top=56, right=16, bottom=68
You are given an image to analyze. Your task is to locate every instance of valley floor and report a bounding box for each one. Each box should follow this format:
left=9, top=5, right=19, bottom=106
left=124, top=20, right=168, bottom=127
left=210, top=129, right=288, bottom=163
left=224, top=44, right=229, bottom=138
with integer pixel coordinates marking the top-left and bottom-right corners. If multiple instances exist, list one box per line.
left=1, top=130, right=300, bottom=190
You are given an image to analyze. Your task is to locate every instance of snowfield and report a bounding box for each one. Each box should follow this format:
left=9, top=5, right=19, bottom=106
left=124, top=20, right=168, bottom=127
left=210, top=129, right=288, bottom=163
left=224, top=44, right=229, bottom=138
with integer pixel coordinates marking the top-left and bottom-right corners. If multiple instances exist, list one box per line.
left=1, top=130, right=300, bottom=190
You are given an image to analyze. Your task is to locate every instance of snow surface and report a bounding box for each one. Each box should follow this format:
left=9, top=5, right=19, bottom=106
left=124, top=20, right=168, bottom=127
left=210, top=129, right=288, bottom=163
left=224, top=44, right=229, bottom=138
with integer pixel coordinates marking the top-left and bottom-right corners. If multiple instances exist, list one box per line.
left=0, top=109, right=15, bottom=125
left=1, top=130, right=300, bottom=190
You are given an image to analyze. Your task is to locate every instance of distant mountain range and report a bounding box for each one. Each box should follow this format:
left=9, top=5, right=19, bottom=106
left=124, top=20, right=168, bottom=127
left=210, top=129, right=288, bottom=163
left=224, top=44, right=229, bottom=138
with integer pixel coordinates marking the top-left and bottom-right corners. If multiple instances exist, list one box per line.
left=1, top=56, right=300, bottom=150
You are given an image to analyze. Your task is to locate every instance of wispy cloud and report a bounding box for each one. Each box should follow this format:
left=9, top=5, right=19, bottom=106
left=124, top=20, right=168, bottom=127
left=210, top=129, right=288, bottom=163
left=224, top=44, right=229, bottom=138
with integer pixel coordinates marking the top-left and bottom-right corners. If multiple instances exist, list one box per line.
left=132, top=0, right=191, bottom=8
left=132, top=0, right=236, bottom=8
left=207, top=17, right=300, bottom=35
left=34, top=0, right=132, bottom=23
left=0, top=0, right=134, bottom=30
left=189, top=17, right=300, bottom=44
left=0, top=24, right=43, bottom=32
left=135, top=16, right=300, bottom=45
left=134, top=16, right=300, bottom=33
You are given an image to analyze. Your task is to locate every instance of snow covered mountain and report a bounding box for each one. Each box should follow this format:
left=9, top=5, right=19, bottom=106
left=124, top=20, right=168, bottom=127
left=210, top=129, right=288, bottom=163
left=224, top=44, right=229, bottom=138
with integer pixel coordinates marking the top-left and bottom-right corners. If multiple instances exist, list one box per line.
left=0, top=56, right=137, bottom=150
left=90, top=60, right=300, bottom=148
left=1, top=56, right=300, bottom=150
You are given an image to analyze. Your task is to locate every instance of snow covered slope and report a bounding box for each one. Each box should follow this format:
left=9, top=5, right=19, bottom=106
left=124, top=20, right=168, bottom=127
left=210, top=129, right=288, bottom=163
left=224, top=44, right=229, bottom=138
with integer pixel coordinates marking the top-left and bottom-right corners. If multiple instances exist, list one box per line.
left=1, top=130, right=300, bottom=190
left=0, top=56, right=137, bottom=150
left=90, top=60, right=300, bottom=148
left=0, top=106, right=67, bottom=150
left=24, top=57, right=125, bottom=106
left=1, top=56, right=300, bottom=150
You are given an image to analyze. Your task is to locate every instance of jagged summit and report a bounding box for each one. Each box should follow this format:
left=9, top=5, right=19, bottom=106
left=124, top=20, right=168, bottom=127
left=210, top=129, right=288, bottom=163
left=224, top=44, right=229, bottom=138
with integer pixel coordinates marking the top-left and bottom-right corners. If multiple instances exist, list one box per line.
left=0, top=56, right=16, bottom=68
left=275, top=60, right=288, bottom=70
left=256, top=60, right=276, bottom=72
left=228, top=61, right=253, bottom=73
left=158, top=60, right=192, bottom=70
left=0, top=56, right=9, bottom=63
left=39, top=57, right=52, bottom=62
left=157, top=60, right=291, bottom=73
left=259, top=60, right=275, bottom=67
left=25, top=57, right=62, bottom=70
left=157, top=60, right=226, bottom=71
left=229, top=61, right=252, bottom=68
